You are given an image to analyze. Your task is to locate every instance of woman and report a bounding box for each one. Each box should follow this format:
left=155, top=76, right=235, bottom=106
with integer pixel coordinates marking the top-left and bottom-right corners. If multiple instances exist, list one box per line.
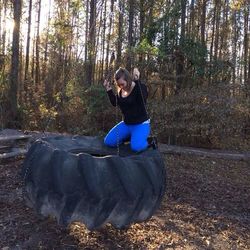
left=103, top=67, right=150, bottom=152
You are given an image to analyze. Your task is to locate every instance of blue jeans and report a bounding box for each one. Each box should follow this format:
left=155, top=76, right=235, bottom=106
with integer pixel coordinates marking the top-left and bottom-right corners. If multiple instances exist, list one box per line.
left=104, top=121, right=150, bottom=152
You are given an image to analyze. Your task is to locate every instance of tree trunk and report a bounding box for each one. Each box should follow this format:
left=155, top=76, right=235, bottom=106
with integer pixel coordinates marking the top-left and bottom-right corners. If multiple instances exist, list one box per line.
left=138, top=1, right=145, bottom=65
left=0, top=0, right=2, bottom=52
left=126, top=0, right=134, bottom=71
left=159, top=144, right=250, bottom=162
left=232, top=9, right=237, bottom=92
left=86, top=0, right=96, bottom=85
left=19, top=41, right=23, bottom=102
left=210, top=1, right=216, bottom=62
left=244, top=4, right=249, bottom=87
left=188, top=0, right=195, bottom=35
left=84, top=0, right=89, bottom=63
left=31, top=35, right=35, bottom=80
left=180, top=0, right=186, bottom=44
left=200, top=0, right=207, bottom=80
left=105, top=0, right=114, bottom=76
left=8, top=0, right=22, bottom=127
left=175, top=49, right=184, bottom=95
left=219, top=0, right=229, bottom=60
left=200, top=0, right=207, bottom=46
left=116, top=0, right=124, bottom=69
left=43, top=0, right=51, bottom=84
left=139, top=0, right=145, bottom=42
left=179, top=0, right=186, bottom=86
left=35, top=0, right=41, bottom=85
left=247, top=50, right=250, bottom=98
left=101, top=0, right=107, bottom=81
left=1, top=0, right=7, bottom=55
left=24, top=0, right=32, bottom=82
left=214, top=0, right=221, bottom=61
left=171, top=48, right=185, bottom=145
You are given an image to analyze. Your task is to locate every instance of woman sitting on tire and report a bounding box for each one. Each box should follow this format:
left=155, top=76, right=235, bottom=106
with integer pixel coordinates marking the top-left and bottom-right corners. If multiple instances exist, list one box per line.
left=103, top=67, right=150, bottom=152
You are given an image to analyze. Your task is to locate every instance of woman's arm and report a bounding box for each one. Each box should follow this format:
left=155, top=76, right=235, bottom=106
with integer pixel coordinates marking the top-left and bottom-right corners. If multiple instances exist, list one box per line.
left=133, top=68, right=148, bottom=102
left=107, top=89, right=118, bottom=106
left=103, top=79, right=118, bottom=107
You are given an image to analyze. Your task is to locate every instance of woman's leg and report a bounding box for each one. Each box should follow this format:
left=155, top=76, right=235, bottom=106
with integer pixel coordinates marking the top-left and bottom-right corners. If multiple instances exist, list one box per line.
left=104, top=121, right=130, bottom=147
left=130, top=123, right=150, bottom=152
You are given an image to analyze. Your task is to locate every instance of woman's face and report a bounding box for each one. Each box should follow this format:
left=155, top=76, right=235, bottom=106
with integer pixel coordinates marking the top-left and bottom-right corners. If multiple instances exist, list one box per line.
left=117, top=77, right=128, bottom=90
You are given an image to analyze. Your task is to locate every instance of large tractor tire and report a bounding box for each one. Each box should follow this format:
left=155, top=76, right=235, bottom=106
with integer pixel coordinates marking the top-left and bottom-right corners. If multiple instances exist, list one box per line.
left=22, top=135, right=166, bottom=230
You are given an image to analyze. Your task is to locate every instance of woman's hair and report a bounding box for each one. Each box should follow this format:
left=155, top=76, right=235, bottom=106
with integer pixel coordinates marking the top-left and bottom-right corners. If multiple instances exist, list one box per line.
left=114, top=67, right=132, bottom=88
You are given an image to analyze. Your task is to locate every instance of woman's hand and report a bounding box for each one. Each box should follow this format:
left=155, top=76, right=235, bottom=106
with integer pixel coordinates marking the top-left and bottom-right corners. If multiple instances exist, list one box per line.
left=103, top=79, right=112, bottom=91
left=133, top=68, right=140, bottom=80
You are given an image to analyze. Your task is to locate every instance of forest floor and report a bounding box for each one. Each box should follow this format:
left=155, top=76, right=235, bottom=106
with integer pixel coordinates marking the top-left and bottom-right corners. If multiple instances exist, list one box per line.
left=0, top=154, right=249, bottom=250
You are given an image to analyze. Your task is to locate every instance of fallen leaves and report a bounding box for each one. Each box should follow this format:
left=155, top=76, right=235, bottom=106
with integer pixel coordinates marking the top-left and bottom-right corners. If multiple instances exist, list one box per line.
left=0, top=155, right=249, bottom=249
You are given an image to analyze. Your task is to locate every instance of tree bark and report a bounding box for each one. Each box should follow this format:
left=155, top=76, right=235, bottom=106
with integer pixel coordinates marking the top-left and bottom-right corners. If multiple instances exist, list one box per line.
left=8, top=0, right=22, bottom=127
left=0, top=0, right=2, bottom=52
left=24, top=0, right=32, bottom=82
left=139, top=0, right=145, bottom=42
left=159, top=144, right=250, bottom=162
left=244, top=4, right=249, bottom=87
left=105, top=0, right=114, bottom=76
left=247, top=50, right=250, bottom=98
left=210, top=1, right=216, bottom=62
left=219, top=0, right=229, bottom=60
left=35, top=0, right=41, bottom=85
left=214, top=0, right=221, bottom=61
left=189, top=0, right=195, bottom=35
left=100, top=0, right=107, bottom=80
left=180, top=0, right=187, bottom=44
left=86, top=0, right=96, bottom=85
left=232, top=9, right=237, bottom=91
left=138, top=0, right=145, bottom=65
left=1, top=0, right=7, bottom=55
left=116, top=0, right=124, bottom=68
left=200, top=0, right=207, bottom=46
left=84, top=0, right=89, bottom=63
left=126, top=0, right=134, bottom=71
left=200, top=0, right=207, bottom=80
left=43, top=0, right=51, bottom=83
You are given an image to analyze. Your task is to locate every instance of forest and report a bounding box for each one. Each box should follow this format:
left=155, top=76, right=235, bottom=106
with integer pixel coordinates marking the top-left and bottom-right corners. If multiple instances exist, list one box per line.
left=0, top=0, right=249, bottom=150
left=0, top=0, right=250, bottom=249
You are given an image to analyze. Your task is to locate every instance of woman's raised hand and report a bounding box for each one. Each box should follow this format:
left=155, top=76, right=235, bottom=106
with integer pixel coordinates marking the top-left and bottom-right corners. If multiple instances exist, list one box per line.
left=133, top=68, right=140, bottom=80
left=103, top=79, right=112, bottom=91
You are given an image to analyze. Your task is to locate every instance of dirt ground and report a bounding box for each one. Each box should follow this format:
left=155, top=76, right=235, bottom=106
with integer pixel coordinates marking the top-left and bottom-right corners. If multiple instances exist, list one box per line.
left=0, top=154, right=249, bottom=249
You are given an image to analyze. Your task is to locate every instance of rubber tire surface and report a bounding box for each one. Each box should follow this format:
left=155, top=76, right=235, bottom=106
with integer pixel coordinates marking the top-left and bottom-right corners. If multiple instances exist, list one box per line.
left=22, top=135, right=166, bottom=230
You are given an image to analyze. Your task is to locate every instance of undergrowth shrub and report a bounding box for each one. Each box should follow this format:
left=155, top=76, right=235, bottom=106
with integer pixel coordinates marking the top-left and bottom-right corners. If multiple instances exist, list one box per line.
left=57, top=84, right=119, bottom=135
left=149, top=82, right=249, bottom=150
